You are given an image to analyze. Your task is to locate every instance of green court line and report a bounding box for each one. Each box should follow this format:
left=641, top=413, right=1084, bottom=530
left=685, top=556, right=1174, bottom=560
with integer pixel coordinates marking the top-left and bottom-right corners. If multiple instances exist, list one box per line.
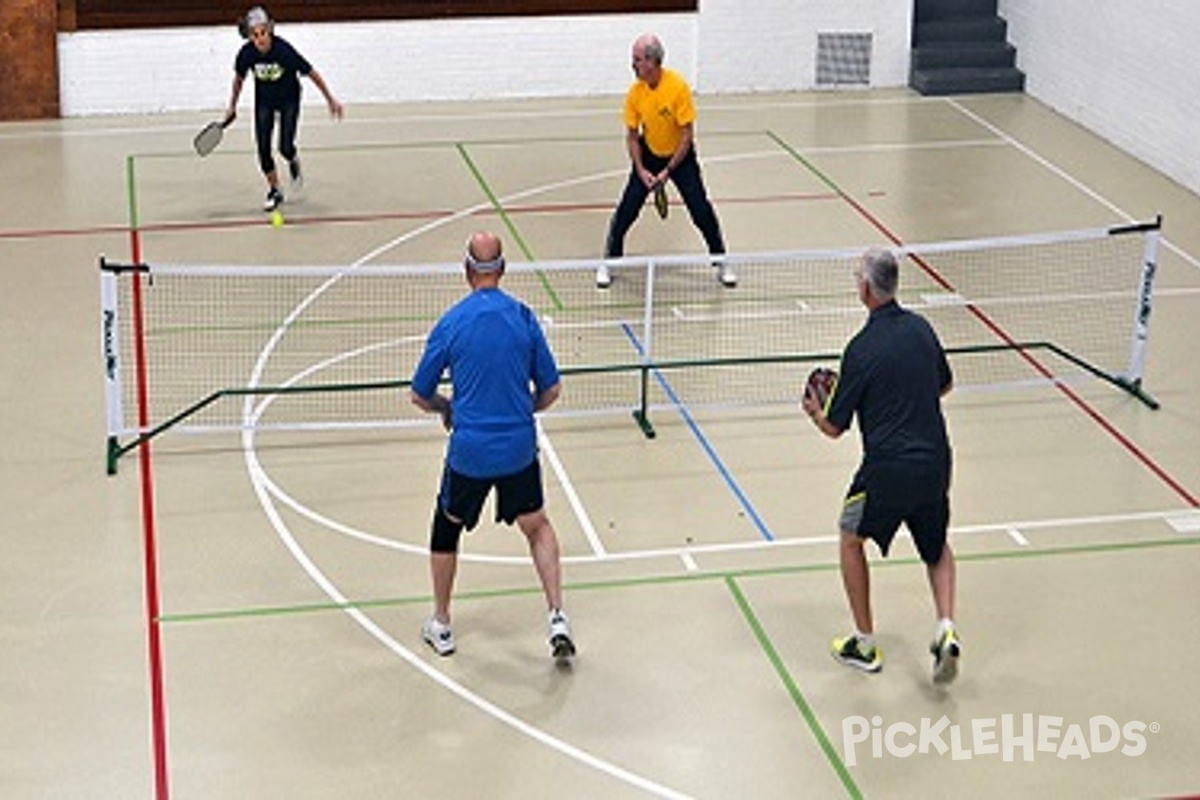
left=726, top=575, right=862, bottom=800
left=454, top=142, right=565, bottom=312
left=766, top=129, right=843, bottom=195
left=126, top=154, right=140, bottom=233
left=158, top=532, right=1200, bottom=625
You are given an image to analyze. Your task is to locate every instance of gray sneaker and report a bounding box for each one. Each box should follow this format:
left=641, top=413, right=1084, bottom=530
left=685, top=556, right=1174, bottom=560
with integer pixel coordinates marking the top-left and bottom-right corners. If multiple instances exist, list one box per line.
left=288, top=157, right=303, bottom=190
left=422, top=616, right=455, bottom=656
left=548, top=609, right=575, bottom=661
left=931, top=627, right=961, bottom=685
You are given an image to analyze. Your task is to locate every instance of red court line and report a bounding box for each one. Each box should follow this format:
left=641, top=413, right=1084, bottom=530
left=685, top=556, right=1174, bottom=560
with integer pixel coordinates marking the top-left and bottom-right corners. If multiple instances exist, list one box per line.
left=834, top=188, right=1200, bottom=509
left=0, top=189, right=879, bottom=241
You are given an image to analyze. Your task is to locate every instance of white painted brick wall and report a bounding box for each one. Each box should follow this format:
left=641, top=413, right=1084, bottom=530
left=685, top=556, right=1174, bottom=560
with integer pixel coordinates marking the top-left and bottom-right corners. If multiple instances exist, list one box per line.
left=1000, top=0, right=1200, bottom=196
left=58, top=2, right=1197, bottom=195
left=699, top=0, right=910, bottom=91
left=57, top=3, right=913, bottom=116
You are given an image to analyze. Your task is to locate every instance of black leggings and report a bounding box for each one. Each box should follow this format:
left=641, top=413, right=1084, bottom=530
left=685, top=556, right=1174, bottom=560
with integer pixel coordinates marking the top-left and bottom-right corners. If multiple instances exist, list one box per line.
left=254, top=102, right=300, bottom=175
left=605, top=139, right=726, bottom=258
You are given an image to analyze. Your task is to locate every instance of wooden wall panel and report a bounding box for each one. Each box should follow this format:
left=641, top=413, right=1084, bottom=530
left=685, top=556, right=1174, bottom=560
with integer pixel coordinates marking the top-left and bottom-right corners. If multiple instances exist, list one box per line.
left=0, top=0, right=60, bottom=119
left=62, top=1, right=697, bottom=31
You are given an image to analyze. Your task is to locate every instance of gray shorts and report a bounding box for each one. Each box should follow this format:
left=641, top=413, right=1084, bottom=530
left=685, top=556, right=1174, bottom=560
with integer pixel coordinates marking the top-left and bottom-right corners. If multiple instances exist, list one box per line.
left=839, top=461, right=950, bottom=565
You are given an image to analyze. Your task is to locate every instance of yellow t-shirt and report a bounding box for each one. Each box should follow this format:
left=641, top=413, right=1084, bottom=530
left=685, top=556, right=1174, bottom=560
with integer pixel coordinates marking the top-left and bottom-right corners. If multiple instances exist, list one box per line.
left=623, top=68, right=696, bottom=158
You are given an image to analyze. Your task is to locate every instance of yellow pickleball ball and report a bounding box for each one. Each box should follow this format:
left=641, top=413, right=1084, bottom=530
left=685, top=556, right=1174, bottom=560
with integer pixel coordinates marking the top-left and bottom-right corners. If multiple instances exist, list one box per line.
left=270, top=210, right=284, bottom=228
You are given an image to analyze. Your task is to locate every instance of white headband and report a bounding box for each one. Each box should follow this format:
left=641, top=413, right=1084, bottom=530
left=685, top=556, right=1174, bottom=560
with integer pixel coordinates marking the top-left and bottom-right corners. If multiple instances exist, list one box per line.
left=465, top=251, right=504, bottom=273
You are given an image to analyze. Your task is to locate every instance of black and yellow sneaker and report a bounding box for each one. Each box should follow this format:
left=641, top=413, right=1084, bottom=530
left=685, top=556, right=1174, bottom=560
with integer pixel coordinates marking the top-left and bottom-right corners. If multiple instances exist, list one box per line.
left=832, top=634, right=883, bottom=673
left=931, top=627, right=961, bottom=685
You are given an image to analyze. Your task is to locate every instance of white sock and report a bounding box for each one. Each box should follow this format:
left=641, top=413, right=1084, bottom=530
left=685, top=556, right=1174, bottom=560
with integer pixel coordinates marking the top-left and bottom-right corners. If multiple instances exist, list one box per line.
left=936, top=618, right=955, bottom=639
left=857, top=631, right=876, bottom=651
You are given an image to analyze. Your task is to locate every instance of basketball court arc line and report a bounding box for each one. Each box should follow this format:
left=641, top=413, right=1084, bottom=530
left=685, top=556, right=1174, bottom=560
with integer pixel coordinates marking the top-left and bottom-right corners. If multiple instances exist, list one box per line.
left=240, top=440, right=693, bottom=800
left=767, top=126, right=1200, bottom=509
left=237, top=170, right=705, bottom=797
left=232, top=165, right=646, bottom=568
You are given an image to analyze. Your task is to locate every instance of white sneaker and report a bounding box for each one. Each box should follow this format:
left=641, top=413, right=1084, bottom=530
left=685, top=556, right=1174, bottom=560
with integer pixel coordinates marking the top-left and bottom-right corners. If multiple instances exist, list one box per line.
left=595, top=264, right=612, bottom=289
left=422, top=616, right=455, bottom=656
left=548, top=609, right=576, bottom=660
left=714, top=258, right=737, bottom=288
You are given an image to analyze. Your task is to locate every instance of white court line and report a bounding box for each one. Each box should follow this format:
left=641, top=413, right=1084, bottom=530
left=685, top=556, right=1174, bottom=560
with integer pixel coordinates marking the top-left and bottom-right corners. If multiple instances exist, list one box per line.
left=1166, top=512, right=1200, bottom=533
left=241, top=442, right=690, bottom=800
left=1005, top=526, right=1031, bottom=546
left=539, top=419, right=607, bottom=557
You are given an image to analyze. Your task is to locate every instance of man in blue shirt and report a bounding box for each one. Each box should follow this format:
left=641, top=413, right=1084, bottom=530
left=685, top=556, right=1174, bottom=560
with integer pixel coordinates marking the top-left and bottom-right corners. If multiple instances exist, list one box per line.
left=411, top=231, right=574, bottom=661
left=802, top=247, right=960, bottom=685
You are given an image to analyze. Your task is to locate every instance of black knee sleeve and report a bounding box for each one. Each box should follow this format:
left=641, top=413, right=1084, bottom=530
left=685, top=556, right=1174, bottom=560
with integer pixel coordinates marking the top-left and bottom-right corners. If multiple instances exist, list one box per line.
left=430, top=508, right=464, bottom=553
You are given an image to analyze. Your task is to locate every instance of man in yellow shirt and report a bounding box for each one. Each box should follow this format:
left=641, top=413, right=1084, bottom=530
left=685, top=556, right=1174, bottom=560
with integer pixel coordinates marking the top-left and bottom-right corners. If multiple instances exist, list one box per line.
left=598, top=34, right=733, bottom=289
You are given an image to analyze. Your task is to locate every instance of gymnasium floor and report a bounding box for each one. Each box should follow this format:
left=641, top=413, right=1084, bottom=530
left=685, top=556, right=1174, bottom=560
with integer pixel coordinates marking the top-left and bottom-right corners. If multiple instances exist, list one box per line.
left=2, top=88, right=1199, bottom=799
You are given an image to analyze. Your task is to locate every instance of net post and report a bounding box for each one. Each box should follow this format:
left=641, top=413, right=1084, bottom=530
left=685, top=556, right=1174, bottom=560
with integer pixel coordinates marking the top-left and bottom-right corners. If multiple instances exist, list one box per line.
left=107, top=435, right=122, bottom=476
left=632, top=257, right=657, bottom=439
left=1122, top=215, right=1162, bottom=388
left=100, top=257, right=126, bottom=475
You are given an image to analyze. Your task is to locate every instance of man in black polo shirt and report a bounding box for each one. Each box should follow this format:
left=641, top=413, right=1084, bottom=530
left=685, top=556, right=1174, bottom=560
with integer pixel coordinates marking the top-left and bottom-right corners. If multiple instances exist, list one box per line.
left=802, top=247, right=961, bottom=685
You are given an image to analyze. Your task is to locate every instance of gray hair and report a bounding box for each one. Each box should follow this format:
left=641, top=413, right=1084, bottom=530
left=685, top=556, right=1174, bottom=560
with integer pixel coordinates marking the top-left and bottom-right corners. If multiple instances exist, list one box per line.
left=245, top=6, right=270, bottom=28
left=643, top=37, right=665, bottom=65
left=861, top=247, right=898, bottom=299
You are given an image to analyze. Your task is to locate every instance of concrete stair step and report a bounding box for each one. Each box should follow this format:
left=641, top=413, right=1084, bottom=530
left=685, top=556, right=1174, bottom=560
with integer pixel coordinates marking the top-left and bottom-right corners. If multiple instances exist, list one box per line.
left=912, top=42, right=1016, bottom=70
left=910, top=66, right=1026, bottom=96
left=914, top=0, right=998, bottom=22
left=913, top=17, right=1008, bottom=47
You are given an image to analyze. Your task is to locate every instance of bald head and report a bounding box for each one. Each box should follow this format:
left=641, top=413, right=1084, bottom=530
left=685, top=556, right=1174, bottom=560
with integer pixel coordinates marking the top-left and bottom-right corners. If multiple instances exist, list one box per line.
left=464, top=231, right=505, bottom=282
left=467, top=231, right=501, bottom=262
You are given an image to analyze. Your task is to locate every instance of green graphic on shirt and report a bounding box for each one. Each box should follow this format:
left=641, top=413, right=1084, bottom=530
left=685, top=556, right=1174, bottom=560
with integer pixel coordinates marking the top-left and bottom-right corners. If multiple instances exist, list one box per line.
left=254, top=63, right=284, bottom=82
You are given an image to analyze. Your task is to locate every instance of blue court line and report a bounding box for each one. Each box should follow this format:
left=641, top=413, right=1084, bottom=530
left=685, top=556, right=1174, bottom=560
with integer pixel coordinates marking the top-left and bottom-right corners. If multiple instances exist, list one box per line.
left=620, top=322, right=776, bottom=542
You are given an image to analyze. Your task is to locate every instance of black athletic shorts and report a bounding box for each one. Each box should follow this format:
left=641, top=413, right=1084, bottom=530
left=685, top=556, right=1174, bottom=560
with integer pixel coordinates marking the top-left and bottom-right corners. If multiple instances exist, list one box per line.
left=838, top=460, right=950, bottom=565
left=437, top=459, right=544, bottom=531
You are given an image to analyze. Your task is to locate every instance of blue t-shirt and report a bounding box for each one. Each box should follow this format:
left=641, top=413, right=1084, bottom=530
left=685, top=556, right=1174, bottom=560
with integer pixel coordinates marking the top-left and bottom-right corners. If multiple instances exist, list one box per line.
left=234, top=35, right=311, bottom=109
left=411, top=287, right=560, bottom=478
left=827, top=301, right=952, bottom=470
